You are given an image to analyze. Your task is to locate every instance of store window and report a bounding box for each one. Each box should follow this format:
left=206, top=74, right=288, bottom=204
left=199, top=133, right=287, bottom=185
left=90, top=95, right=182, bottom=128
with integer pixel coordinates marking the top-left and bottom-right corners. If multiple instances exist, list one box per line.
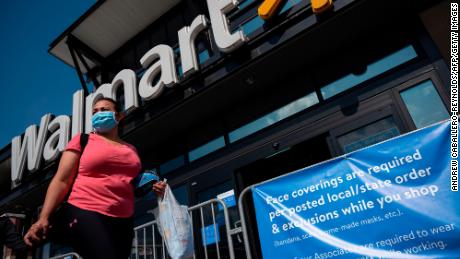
left=136, top=68, right=146, bottom=78
left=321, top=45, right=418, bottom=99
left=229, top=91, right=319, bottom=142
left=236, top=0, right=302, bottom=35
left=400, top=80, right=449, bottom=128
left=336, top=117, right=400, bottom=153
left=174, top=47, right=183, bottom=78
left=196, top=37, right=212, bottom=64
left=240, top=15, right=265, bottom=35
left=160, top=155, right=185, bottom=175
left=174, top=42, right=211, bottom=78
left=280, top=0, right=303, bottom=13
left=198, top=49, right=210, bottom=64
left=189, top=136, right=226, bottom=162
left=238, top=0, right=256, bottom=9
left=177, top=64, right=184, bottom=77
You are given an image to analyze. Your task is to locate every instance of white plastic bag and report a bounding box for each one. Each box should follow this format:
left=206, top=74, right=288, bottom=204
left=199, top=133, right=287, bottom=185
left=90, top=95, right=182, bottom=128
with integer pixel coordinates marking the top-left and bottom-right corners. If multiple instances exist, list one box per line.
left=154, top=184, right=194, bottom=259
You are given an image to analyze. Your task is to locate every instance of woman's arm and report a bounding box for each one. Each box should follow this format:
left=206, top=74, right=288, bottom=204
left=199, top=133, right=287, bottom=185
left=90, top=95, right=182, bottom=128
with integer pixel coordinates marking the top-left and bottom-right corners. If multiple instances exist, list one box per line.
left=152, top=181, right=167, bottom=198
left=39, top=150, right=80, bottom=220
left=23, top=150, right=80, bottom=246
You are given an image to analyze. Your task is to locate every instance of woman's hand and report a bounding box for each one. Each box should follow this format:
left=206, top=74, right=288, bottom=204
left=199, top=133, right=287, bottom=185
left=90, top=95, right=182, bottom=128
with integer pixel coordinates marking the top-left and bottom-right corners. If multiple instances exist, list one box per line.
left=152, top=181, right=167, bottom=198
left=23, top=218, right=50, bottom=247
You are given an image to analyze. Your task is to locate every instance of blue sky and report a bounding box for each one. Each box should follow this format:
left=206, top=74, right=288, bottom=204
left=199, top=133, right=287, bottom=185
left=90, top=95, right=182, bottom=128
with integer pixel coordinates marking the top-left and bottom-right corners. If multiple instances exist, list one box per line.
left=0, top=1, right=96, bottom=149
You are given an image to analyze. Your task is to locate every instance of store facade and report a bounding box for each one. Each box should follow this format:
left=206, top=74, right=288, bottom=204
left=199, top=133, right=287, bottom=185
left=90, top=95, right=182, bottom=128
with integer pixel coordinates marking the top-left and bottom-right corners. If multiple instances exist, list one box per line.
left=0, top=0, right=452, bottom=258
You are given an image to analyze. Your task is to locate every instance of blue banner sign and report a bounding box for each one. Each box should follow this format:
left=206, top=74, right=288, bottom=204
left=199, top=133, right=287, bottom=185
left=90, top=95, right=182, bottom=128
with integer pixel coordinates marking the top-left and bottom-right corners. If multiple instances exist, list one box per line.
left=201, top=224, right=220, bottom=246
left=217, top=190, right=236, bottom=211
left=252, top=121, right=459, bottom=258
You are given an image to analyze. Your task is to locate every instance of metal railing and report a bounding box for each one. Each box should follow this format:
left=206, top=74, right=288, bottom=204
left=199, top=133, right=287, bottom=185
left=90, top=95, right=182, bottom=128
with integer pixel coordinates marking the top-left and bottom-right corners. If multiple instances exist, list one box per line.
left=48, top=252, right=82, bottom=259
left=238, top=186, right=256, bottom=259
left=132, top=198, right=244, bottom=259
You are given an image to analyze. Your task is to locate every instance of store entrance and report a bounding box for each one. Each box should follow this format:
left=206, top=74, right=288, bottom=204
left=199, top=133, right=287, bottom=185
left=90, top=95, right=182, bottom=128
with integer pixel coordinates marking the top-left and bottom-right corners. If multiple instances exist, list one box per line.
left=233, top=133, right=332, bottom=258
left=232, top=93, right=409, bottom=258
left=235, top=133, right=332, bottom=191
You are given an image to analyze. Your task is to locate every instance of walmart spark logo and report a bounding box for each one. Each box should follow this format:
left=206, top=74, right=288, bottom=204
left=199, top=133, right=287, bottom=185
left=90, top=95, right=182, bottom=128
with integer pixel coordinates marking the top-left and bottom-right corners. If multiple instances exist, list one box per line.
left=258, top=0, right=333, bottom=20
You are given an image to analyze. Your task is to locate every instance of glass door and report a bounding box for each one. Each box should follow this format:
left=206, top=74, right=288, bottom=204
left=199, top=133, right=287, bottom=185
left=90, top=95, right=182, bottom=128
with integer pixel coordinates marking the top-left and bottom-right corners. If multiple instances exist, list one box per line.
left=328, top=105, right=406, bottom=156
left=188, top=170, right=242, bottom=259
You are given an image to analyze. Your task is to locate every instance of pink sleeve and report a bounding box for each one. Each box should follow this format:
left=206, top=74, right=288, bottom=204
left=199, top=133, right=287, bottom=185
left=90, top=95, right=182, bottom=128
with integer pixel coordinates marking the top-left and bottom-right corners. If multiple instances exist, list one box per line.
left=65, top=134, right=82, bottom=153
left=126, top=143, right=138, bottom=154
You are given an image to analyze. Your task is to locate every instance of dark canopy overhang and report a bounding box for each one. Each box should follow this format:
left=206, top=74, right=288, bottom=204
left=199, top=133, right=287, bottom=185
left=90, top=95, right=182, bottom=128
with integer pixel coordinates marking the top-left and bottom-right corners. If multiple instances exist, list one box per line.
left=48, top=0, right=180, bottom=73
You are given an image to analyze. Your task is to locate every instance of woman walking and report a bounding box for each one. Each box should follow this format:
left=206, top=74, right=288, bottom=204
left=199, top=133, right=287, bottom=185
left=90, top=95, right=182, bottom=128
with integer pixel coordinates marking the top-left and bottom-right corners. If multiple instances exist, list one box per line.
left=24, top=97, right=166, bottom=259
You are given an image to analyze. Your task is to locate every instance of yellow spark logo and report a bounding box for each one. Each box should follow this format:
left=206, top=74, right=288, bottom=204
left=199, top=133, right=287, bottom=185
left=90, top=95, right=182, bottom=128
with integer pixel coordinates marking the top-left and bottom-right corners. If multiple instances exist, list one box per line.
left=258, top=0, right=284, bottom=20
left=258, top=0, right=333, bottom=20
left=311, top=0, right=333, bottom=14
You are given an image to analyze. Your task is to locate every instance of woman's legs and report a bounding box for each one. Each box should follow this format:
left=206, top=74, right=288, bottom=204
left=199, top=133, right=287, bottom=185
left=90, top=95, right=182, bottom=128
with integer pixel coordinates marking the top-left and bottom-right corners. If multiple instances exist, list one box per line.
left=66, top=204, right=133, bottom=259
left=107, top=216, right=134, bottom=258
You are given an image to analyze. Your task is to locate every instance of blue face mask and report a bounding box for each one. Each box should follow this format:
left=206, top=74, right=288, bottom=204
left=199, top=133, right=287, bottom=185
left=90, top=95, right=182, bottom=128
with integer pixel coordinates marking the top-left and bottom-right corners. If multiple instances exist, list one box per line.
left=92, top=111, right=118, bottom=133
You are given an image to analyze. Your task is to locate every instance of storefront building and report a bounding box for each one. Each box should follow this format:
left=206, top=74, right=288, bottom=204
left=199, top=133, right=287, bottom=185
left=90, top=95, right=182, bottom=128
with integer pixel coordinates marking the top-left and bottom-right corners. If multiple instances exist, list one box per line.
left=0, top=0, right=452, bottom=258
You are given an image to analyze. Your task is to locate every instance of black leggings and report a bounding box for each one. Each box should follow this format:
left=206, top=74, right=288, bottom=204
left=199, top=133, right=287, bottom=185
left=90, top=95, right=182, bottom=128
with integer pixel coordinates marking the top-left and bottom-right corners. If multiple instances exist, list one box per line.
left=64, top=204, right=134, bottom=259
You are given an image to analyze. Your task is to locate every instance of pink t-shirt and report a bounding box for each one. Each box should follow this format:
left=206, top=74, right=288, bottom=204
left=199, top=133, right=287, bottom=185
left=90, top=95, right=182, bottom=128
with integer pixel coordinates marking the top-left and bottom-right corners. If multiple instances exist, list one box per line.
left=65, top=133, right=141, bottom=218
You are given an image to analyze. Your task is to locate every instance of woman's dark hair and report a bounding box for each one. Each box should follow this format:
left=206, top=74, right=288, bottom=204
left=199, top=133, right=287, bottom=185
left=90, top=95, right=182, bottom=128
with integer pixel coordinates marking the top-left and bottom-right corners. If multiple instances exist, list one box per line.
left=94, top=96, right=122, bottom=112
